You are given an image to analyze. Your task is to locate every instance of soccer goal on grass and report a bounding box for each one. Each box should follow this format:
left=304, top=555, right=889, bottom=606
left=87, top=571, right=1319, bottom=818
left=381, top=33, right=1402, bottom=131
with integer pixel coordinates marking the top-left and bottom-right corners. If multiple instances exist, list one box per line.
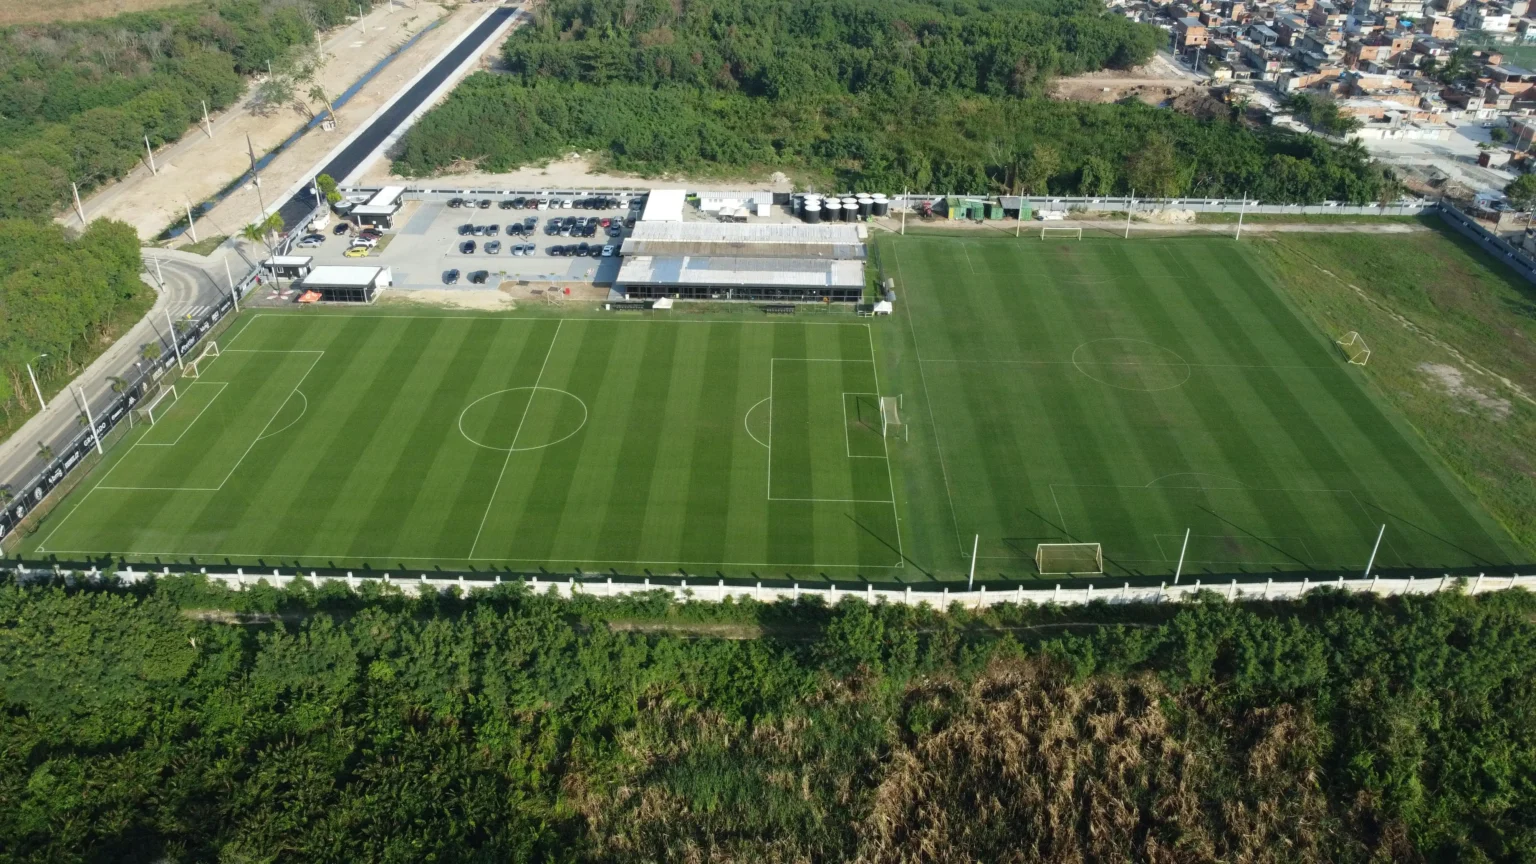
left=1040, top=226, right=1083, bottom=241
left=134, top=384, right=178, bottom=426
left=183, top=342, right=220, bottom=379
left=1337, top=331, right=1370, bottom=366
left=1035, top=542, right=1104, bottom=575
left=879, top=395, right=906, bottom=441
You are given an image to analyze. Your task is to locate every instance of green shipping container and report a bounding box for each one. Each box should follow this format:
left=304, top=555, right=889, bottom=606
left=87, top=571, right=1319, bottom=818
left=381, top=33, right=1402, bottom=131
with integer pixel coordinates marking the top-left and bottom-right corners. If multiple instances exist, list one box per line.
left=986, top=202, right=1004, bottom=220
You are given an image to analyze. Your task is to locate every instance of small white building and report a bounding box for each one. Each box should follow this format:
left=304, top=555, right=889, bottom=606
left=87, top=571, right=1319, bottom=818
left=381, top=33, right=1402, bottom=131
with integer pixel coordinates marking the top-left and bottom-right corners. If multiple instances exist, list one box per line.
left=641, top=189, right=688, bottom=222
left=297, top=265, right=391, bottom=303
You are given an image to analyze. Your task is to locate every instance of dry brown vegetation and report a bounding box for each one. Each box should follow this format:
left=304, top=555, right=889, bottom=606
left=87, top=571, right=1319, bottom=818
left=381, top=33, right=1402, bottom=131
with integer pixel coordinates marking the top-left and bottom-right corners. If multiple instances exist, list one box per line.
left=0, top=0, right=198, bottom=26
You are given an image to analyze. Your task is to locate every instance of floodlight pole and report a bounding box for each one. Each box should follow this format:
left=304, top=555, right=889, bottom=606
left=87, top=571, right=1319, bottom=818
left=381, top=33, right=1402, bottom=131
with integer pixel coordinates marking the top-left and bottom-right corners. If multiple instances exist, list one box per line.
left=165, top=308, right=184, bottom=369
left=201, top=100, right=213, bottom=138
left=1174, top=527, right=1190, bottom=584
left=151, top=256, right=165, bottom=288
left=144, top=136, right=158, bottom=175
left=900, top=187, right=907, bottom=235
left=1235, top=193, right=1247, bottom=241
left=967, top=534, right=979, bottom=592
left=71, top=182, right=86, bottom=225
left=76, top=386, right=103, bottom=455
left=185, top=201, right=198, bottom=243
left=224, top=257, right=241, bottom=313
left=1363, top=524, right=1386, bottom=579
left=1126, top=188, right=1135, bottom=239
left=26, top=354, right=47, bottom=413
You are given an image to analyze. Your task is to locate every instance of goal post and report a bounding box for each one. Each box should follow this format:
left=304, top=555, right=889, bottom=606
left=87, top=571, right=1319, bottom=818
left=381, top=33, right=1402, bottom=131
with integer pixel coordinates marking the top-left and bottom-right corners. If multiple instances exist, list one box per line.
left=1040, top=226, right=1083, bottom=241
left=1035, top=542, right=1103, bottom=575
left=183, top=341, right=220, bottom=379
left=134, top=384, right=179, bottom=426
left=879, top=395, right=906, bottom=441
left=1337, top=331, right=1370, bottom=366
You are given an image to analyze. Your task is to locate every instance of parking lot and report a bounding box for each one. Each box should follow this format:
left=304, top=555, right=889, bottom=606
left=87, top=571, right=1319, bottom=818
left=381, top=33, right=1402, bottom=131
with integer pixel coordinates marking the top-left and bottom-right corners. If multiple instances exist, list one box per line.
left=293, top=193, right=640, bottom=292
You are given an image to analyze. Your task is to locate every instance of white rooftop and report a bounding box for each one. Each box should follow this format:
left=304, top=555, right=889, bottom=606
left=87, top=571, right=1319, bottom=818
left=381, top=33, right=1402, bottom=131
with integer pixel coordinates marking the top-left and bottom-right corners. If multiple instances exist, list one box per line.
left=264, top=256, right=313, bottom=267
left=302, top=265, right=386, bottom=288
left=617, top=256, right=865, bottom=289
left=368, top=186, right=405, bottom=207
left=642, top=188, right=688, bottom=222
left=625, top=221, right=865, bottom=259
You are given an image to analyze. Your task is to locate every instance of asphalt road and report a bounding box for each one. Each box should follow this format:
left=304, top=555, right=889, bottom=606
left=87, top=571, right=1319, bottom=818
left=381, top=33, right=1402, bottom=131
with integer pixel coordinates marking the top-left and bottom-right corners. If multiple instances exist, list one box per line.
left=275, top=5, right=519, bottom=231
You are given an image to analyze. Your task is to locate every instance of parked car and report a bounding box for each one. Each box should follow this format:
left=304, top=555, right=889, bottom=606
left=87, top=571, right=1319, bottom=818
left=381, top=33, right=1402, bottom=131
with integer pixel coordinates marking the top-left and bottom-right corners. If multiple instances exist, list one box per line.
left=447, top=198, right=464, bottom=208
left=486, top=224, right=500, bottom=236
left=459, top=224, right=474, bottom=236
left=477, top=199, right=492, bottom=209
left=499, top=199, right=517, bottom=210
left=607, top=225, right=623, bottom=237
left=599, top=217, right=612, bottom=228
left=512, top=196, right=527, bottom=208
left=548, top=245, right=565, bottom=257
left=443, top=269, right=460, bottom=284
left=469, top=270, right=489, bottom=284
left=296, top=234, right=324, bottom=248
left=623, top=216, right=636, bottom=228
left=332, top=222, right=352, bottom=236
left=536, top=199, right=549, bottom=210
left=344, top=246, right=369, bottom=258
left=601, top=244, right=615, bottom=257
left=460, top=240, right=476, bottom=254
left=576, top=242, right=590, bottom=256
left=485, top=240, right=501, bottom=254
left=350, top=236, right=379, bottom=248
left=472, top=224, right=487, bottom=236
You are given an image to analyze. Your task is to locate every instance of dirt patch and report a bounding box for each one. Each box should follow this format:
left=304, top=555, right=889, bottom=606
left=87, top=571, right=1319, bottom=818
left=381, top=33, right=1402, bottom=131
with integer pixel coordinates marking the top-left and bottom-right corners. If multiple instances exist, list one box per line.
left=370, top=152, right=798, bottom=193
left=1049, top=56, right=1205, bottom=106
left=1419, top=362, right=1513, bottom=419
left=379, top=289, right=519, bottom=311
left=1137, top=208, right=1198, bottom=224
left=0, top=0, right=194, bottom=25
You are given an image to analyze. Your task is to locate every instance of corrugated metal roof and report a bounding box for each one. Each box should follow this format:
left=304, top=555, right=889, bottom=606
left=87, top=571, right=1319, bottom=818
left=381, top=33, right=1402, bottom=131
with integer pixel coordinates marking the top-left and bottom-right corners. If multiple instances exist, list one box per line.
left=625, top=221, right=865, bottom=259
left=616, top=256, right=865, bottom=289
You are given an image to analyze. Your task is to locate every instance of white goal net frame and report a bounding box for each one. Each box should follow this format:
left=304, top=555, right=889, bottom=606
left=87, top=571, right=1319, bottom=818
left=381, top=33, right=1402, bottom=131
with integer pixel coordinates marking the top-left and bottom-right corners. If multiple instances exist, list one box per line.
left=1035, top=542, right=1103, bottom=575
left=1040, top=226, right=1083, bottom=241
left=183, top=341, right=220, bottom=379
left=880, top=395, right=906, bottom=440
left=135, top=384, right=179, bottom=426
left=1337, top=331, right=1370, bottom=366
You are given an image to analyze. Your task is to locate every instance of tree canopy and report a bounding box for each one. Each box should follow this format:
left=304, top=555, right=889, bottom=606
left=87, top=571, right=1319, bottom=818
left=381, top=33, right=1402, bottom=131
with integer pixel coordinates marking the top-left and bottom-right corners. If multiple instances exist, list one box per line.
left=1, top=576, right=1534, bottom=861
left=393, top=0, right=1397, bottom=203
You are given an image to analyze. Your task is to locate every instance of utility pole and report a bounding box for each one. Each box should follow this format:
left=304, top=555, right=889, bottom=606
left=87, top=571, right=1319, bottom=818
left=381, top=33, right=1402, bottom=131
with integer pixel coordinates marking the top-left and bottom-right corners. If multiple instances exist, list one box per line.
left=201, top=100, right=213, bottom=138
left=71, top=182, right=86, bottom=225
left=165, top=309, right=184, bottom=369
left=1125, top=188, right=1135, bottom=239
left=185, top=201, right=198, bottom=244
left=26, top=354, right=47, bottom=413
left=151, top=256, right=165, bottom=288
left=900, top=187, right=907, bottom=236
left=144, top=136, right=158, bottom=175
left=1363, top=524, right=1386, bottom=579
left=224, top=257, right=241, bottom=313
left=76, top=386, right=103, bottom=455
left=359, top=4, right=366, bottom=34
left=966, top=534, right=979, bottom=592
left=1174, top=527, right=1190, bottom=584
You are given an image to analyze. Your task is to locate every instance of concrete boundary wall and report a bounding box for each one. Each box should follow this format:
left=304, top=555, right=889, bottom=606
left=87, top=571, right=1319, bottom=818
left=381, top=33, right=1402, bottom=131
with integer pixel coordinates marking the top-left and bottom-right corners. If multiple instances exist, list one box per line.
left=1436, top=202, right=1536, bottom=286
left=35, top=566, right=1534, bottom=608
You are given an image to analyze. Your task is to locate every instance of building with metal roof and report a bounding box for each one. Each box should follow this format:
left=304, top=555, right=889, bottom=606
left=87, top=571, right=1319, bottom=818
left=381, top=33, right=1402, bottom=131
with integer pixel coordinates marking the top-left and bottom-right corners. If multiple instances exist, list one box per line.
left=624, top=222, right=864, bottom=260
left=616, top=256, right=864, bottom=303
left=641, top=188, right=688, bottom=222
left=297, top=265, right=391, bottom=303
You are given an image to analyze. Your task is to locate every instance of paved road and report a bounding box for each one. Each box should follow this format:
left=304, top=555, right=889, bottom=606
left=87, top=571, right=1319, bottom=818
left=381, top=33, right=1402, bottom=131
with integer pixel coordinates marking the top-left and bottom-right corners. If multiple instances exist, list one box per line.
left=275, top=4, right=520, bottom=231
left=0, top=249, right=235, bottom=495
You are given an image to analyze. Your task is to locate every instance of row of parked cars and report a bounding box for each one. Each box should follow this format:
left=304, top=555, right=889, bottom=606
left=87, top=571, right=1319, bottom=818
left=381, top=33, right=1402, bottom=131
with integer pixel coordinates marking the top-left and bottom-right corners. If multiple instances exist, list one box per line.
left=442, top=269, right=491, bottom=285
left=447, top=195, right=636, bottom=211
left=457, top=240, right=540, bottom=255
left=549, top=243, right=615, bottom=258
left=546, top=215, right=628, bottom=238
left=294, top=221, right=381, bottom=258
left=459, top=217, right=538, bottom=238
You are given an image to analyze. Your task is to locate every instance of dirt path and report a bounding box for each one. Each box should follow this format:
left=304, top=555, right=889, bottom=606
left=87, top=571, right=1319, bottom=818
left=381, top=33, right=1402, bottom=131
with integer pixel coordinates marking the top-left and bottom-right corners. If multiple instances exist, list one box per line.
left=63, top=1, right=477, bottom=242
left=366, top=152, right=797, bottom=193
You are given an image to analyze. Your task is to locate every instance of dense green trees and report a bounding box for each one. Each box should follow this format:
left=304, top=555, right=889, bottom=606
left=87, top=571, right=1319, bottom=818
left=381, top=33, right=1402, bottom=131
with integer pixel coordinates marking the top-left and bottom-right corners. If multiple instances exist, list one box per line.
left=393, top=0, right=1396, bottom=203
left=0, top=0, right=383, bottom=221
left=0, top=220, right=150, bottom=422
left=1, top=576, right=1533, bottom=861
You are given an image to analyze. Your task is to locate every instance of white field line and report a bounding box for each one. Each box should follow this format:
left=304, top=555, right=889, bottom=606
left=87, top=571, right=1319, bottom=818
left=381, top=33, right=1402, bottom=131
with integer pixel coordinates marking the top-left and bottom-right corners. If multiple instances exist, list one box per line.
left=891, top=242, right=964, bottom=555
left=35, top=547, right=906, bottom=570
left=866, top=322, right=906, bottom=567
left=468, top=320, right=562, bottom=558
left=211, top=351, right=326, bottom=490
left=137, top=382, right=229, bottom=448
left=768, top=497, right=897, bottom=504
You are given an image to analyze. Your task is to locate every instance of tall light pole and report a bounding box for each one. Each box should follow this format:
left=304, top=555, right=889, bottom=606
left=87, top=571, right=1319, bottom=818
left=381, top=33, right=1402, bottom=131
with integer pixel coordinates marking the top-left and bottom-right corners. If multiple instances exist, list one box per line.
left=76, top=386, right=103, bottom=455
left=26, top=354, right=47, bottom=413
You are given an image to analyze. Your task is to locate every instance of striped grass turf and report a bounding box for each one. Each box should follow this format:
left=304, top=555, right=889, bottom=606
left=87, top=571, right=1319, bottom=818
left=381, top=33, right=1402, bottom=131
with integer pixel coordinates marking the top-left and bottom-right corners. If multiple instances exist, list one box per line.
left=25, top=313, right=904, bottom=578
left=880, top=233, right=1520, bottom=579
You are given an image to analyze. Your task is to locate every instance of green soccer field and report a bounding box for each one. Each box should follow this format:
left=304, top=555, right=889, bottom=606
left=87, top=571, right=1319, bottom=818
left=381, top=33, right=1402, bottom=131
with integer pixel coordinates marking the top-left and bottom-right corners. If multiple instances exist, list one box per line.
left=25, top=313, right=905, bottom=576
left=20, top=233, right=1523, bottom=581
left=881, top=232, right=1519, bottom=580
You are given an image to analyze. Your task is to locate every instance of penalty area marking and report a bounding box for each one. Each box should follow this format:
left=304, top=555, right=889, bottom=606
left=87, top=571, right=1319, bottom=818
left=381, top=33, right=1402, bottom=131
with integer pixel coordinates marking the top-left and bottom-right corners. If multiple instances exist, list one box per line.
left=744, top=397, right=770, bottom=449
left=255, top=391, right=308, bottom=442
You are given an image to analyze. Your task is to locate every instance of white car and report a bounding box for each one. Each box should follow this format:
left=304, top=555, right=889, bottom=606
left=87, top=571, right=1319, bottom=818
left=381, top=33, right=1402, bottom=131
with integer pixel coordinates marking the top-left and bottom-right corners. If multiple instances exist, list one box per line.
left=296, top=235, right=324, bottom=249
left=601, top=244, right=615, bottom=257
left=350, top=236, right=379, bottom=248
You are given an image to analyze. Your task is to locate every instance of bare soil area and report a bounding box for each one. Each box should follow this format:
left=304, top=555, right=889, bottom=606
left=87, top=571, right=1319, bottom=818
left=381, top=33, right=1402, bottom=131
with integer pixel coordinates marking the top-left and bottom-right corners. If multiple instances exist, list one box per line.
left=0, top=0, right=193, bottom=25
left=368, top=152, right=797, bottom=193
left=63, top=1, right=480, bottom=243
left=379, top=289, right=519, bottom=311
left=1050, top=54, right=1205, bottom=105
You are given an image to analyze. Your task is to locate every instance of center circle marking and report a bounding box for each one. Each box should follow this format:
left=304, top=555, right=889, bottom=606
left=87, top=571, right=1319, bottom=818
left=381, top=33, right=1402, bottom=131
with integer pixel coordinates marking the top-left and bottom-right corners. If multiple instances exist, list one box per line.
left=1071, top=338, right=1191, bottom=392
left=458, top=386, right=588, bottom=451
